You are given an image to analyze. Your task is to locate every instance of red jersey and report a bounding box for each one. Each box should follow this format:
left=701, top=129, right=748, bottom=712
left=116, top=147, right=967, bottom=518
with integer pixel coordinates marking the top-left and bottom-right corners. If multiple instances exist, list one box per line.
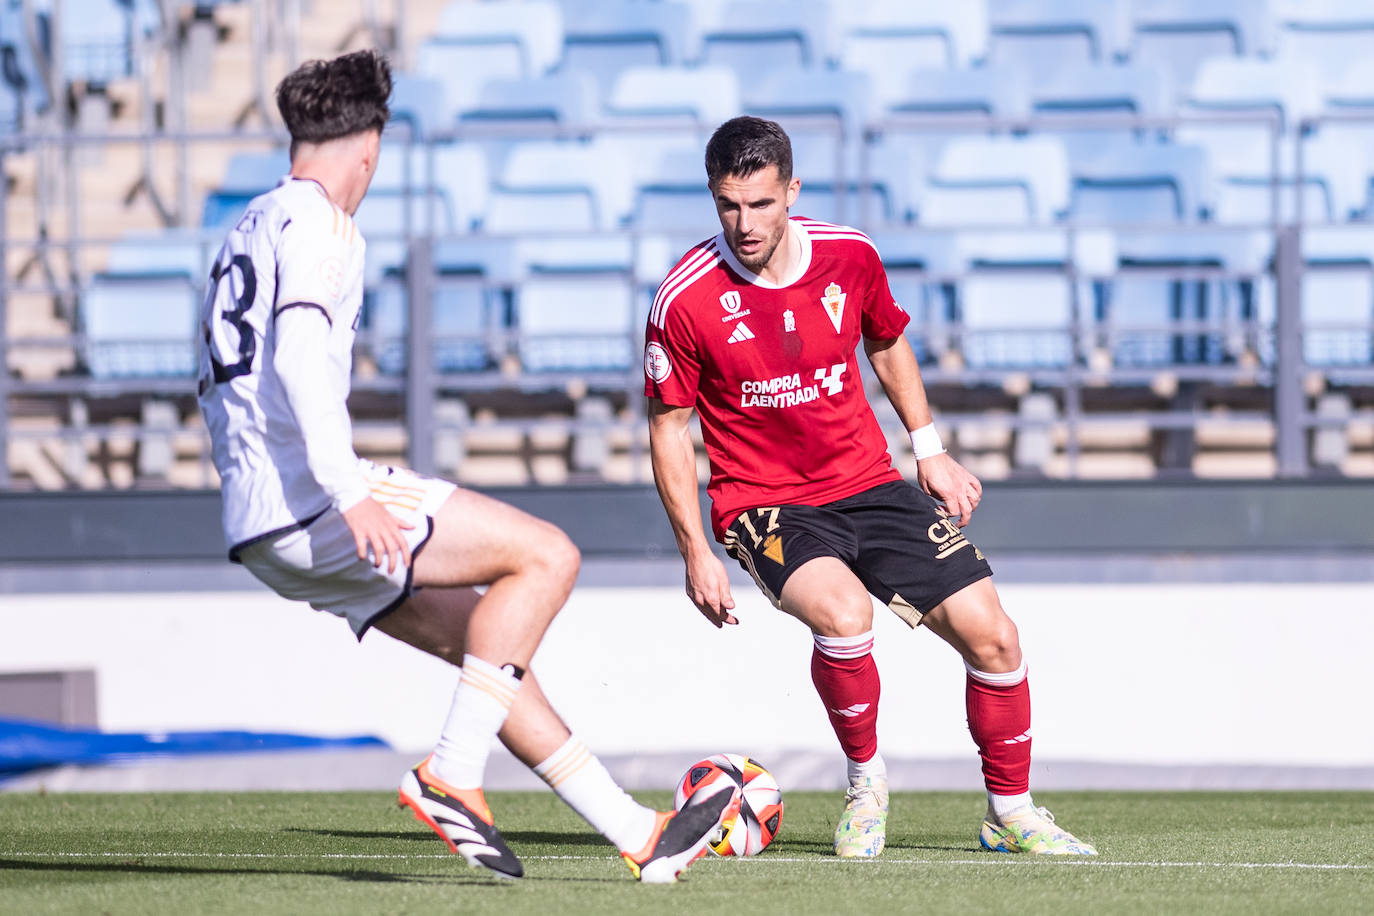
left=645, top=217, right=910, bottom=541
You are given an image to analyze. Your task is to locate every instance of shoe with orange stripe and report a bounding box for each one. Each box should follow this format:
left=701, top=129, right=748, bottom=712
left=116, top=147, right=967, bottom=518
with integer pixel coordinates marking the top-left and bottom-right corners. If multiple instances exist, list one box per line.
left=398, top=756, right=523, bottom=879
left=622, top=775, right=741, bottom=884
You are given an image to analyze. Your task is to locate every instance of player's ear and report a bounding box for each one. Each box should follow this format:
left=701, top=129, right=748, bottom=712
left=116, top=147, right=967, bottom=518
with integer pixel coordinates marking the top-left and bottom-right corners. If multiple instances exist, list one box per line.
left=786, top=176, right=800, bottom=209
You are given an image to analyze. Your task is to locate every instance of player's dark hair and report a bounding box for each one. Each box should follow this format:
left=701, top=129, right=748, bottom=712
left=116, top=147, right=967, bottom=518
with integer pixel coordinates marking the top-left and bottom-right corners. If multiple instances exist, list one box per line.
left=276, top=49, right=391, bottom=150
left=705, top=116, right=793, bottom=187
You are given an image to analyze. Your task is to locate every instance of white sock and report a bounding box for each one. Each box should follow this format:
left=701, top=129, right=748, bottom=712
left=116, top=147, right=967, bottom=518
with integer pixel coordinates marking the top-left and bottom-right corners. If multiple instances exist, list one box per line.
left=429, top=654, right=522, bottom=789
left=990, top=791, right=1034, bottom=820
left=533, top=735, right=658, bottom=853
left=847, top=751, right=887, bottom=784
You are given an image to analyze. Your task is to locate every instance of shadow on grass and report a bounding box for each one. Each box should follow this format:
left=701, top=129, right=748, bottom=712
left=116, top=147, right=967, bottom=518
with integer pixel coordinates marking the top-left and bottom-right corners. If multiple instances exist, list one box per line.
left=0, top=856, right=508, bottom=886
left=288, top=827, right=614, bottom=849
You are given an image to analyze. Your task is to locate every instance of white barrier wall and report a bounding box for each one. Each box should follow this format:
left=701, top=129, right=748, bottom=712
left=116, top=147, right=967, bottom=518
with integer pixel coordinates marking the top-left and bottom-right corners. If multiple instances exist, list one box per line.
left=2, top=581, right=1372, bottom=768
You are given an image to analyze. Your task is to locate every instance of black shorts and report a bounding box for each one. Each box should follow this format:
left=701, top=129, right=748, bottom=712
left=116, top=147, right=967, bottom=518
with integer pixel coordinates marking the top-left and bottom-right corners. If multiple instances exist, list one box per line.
left=722, top=480, right=993, bottom=628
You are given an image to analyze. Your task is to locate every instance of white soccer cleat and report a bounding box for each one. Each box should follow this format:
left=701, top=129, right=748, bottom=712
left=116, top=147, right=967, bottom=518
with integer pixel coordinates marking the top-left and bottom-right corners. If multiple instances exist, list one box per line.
left=979, top=804, right=1098, bottom=856
left=834, top=775, right=888, bottom=858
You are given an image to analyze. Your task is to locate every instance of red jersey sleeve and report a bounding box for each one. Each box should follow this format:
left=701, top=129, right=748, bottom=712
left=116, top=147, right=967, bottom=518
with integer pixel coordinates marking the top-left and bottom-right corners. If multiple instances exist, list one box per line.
left=644, top=300, right=701, bottom=407
left=860, top=243, right=910, bottom=341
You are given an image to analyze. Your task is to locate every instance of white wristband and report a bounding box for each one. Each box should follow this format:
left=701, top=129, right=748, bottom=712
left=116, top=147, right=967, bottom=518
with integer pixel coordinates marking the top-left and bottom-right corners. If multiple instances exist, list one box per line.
left=910, top=423, right=946, bottom=460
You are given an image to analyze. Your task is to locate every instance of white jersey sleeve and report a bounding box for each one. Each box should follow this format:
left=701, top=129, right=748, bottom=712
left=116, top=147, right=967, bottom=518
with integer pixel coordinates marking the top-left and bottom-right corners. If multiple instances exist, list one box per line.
left=197, top=178, right=370, bottom=554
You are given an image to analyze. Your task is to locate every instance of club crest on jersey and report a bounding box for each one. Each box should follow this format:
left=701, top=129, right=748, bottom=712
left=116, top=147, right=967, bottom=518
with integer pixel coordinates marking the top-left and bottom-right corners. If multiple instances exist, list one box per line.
left=820, top=282, right=846, bottom=333
left=783, top=309, right=796, bottom=332
left=719, top=289, right=751, bottom=322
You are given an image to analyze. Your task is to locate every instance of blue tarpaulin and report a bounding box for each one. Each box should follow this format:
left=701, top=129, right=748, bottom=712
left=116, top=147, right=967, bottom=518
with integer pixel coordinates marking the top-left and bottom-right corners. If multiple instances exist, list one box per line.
left=0, top=717, right=388, bottom=780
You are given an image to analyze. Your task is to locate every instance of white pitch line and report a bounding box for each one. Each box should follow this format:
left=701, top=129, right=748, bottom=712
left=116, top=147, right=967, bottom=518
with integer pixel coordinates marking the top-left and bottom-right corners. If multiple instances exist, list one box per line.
left=1, top=852, right=1368, bottom=871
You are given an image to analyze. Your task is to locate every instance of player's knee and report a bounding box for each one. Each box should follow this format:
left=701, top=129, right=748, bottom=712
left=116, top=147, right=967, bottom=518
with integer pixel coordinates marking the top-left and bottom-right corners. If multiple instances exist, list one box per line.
left=967, top=615, right=1021, bottom=672
left=533, top=524, right=580, bottom=588
left=813, top=596, right=873, bottom=638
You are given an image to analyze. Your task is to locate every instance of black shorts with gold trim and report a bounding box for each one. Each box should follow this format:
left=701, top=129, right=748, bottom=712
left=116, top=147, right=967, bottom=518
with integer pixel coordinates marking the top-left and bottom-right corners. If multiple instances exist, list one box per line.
left=722, top=480, right=993, bottom=628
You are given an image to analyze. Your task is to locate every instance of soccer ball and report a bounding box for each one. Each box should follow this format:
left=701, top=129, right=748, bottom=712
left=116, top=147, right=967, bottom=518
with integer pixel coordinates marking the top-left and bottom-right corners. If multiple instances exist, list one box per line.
left=674, top=753, right=783, bottom=856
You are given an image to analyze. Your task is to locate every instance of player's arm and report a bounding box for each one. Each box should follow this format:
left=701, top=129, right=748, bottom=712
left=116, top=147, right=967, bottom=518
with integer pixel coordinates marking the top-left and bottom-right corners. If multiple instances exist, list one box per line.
left=272, top=245, right=412, bottom=572
left=647, top=398, right=738, bottom=627
left=864, top=334, right=982, bottom=526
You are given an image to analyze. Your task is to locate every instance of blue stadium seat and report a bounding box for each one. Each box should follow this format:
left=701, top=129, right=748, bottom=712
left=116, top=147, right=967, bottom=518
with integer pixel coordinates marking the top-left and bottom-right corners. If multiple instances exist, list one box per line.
left=696, top=1, right=835, bottom=75
left=1299, top=227, right=1374, bottom=366
left=1031, top=63, right=1173, bottom=164
left=918, top=136, right=1070, bottom=226
left=887, top=66, right=1031, bottom=121
left=835, top=1, right=990, bottom=103
left=954, top=230, right=1077, bottom=369
left=1129, top=0, right=1276, bottom=97
left=1069, top=141, right=1211, bottom=224
left=790, top=132, right=897, bottom=227
left=868, top=230, right=963, bottom=363
left=987, top=0, right=1130, bottom=82
left=555, top=0, right=692, bottom=94
left=81, top=232, right=211, bottom=378
left=388, top=73, right=450, bottom=138
left=57, top=0, right=137, bottom=85
left=201, top=149, right=290, bottom=229
left=604, top=65, right=740, bottom=127
left=1107, top=228, right=1273, bottom=366
left=365, top=271, right=499, bottom=375
left=432, top=0, right=564, bottom=78
left=484, top=139, right=634, bottom=233
left=457, top=71, right=598, bottom=126
left=1275, top=0, right=1374, bottom=87
left=629, top=142, right=715, bottom=233
left=0, top=1, right=50, bottom=130
left=515, top=272, right=637, bottom=373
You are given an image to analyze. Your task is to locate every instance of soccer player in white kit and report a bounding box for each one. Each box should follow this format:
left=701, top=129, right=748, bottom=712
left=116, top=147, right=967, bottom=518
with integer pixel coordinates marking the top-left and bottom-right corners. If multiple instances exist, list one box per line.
left=196, top=50, right=736, bottom=883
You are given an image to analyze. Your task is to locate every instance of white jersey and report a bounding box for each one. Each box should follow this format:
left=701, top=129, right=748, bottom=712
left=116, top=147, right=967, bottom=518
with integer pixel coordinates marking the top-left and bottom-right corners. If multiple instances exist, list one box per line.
left=197, top=177, right=370, bottom=555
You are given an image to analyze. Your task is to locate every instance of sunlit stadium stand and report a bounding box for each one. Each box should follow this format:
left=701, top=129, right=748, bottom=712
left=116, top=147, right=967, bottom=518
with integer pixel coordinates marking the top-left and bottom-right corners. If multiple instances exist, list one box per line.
left=3, top=0, right=1374, bottom=490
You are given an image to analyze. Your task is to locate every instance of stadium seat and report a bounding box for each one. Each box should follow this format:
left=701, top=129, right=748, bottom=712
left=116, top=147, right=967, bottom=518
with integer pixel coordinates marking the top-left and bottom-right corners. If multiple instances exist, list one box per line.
left=80, top=232, right=211, bottom=378
left=555, top=0, right=693, bottom=94
left=365, top=270, right=499, bottom=376
left=696, top=1, right=836, bottom=75
left=1299, top=226, right=1374, bottom=366
left=987, top=0, right=1130, bottom=82
left=918, top=136, right=1070, bottom=226
left=1030, top=63, right=1173, bottom=164
left=790, top=132, right=897, bottom=227
left=1128, top=0, right=1276, bottom=97
left=741, top=66, right=874, bottom=142
left=629, top=142, right=716, bottom=233
left=432, top=0, right=564, bottom=78
left=868, top=230, right=963, bottom=362
left=0, top=2, right=50, bottom=130
left=484, top=139, right=633, bottom=234
left=886, top=66, right=1031, bottom=122
left=457, top=71, right=599, bottom=126
left=1107, top=228, right=1273, bottom=367
left=835, top=0, right=990, bottom=104
left=1069, top=141, right=1211, bottom=224
left=1274, top=0, right=1374, bottom=87
left=58, top=0, right=138, bottom=85
left=953, top=231, right=1079, bottom=370
left=388, top=73, right=450, bottom=139
left=604, top=65, right=740, bottom=128
left=201, top=149, right=290, bottom=229
left=515, top=271, right=637, bottom=373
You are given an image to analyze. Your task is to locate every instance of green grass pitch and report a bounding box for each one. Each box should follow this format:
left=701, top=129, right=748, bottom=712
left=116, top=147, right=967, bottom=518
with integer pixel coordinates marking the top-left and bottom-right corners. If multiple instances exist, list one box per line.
left=1, top=790, right=1370, bottom=915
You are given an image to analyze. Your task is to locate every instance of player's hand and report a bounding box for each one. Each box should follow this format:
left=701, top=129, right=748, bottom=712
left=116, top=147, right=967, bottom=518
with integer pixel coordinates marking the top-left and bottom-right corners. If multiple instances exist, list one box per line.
left=916, top=453, right=983, bottom=527
left=341, top=497, right=415, bottom=574
left=683, top=546, right=738, bottom=628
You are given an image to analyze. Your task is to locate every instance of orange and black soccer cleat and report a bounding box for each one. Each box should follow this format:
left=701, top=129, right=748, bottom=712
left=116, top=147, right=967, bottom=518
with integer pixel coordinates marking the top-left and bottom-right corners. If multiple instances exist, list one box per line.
left=398, top=756, right=523, bottom=879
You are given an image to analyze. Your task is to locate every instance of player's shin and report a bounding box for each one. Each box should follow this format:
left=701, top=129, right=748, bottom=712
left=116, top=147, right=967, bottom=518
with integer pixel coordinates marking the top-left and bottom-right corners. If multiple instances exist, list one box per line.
left=429, top=654, right=524, bottom=788
left=965, top=660, right=1033, bottom=813
left=533, top=735, right=658, bottom=853
left=810, top=632, right=881, bottom=763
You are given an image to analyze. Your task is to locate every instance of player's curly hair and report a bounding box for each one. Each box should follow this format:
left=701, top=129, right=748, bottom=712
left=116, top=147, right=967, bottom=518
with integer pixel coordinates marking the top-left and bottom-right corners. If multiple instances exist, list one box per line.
left=276, top=49, right=391, bottom=148
left=705, top=116, right=793, bottom=187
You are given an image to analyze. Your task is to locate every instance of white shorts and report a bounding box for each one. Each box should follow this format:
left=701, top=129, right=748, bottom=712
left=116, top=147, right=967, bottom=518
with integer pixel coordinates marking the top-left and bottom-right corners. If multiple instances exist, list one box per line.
left=236, top=461, right=457, bottom=638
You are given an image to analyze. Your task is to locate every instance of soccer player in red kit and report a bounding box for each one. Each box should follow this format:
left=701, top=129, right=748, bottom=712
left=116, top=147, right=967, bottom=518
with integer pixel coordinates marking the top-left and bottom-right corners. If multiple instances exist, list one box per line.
left=645, top=117, right=1096, bottom=857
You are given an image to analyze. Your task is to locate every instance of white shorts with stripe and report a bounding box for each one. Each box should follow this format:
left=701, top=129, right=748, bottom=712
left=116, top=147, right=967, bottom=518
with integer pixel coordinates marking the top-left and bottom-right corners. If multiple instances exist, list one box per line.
left=236, top=461, right=456, bottom=638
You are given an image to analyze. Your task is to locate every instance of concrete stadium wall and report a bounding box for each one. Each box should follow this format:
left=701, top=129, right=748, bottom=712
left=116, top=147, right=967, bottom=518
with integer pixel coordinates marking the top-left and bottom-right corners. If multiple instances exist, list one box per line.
left=2, top=580, right=1371, bottom=773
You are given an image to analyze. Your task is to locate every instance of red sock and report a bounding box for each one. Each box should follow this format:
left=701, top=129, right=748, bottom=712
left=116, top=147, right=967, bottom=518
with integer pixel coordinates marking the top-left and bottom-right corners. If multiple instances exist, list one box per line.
left=965, top=662, right=1031, bottom=795
left=811, top=632, right=880, bottom=763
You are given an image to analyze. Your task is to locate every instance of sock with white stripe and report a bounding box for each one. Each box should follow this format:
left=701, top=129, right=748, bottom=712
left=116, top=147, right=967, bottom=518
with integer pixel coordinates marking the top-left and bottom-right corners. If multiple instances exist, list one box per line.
left=965, top=659, right=1033, bottom=804
left=533, top=735, right=658, bottom=853
left=429, top=654, right=522, bottom=789
left=811, top=630, right=881, bottom=765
